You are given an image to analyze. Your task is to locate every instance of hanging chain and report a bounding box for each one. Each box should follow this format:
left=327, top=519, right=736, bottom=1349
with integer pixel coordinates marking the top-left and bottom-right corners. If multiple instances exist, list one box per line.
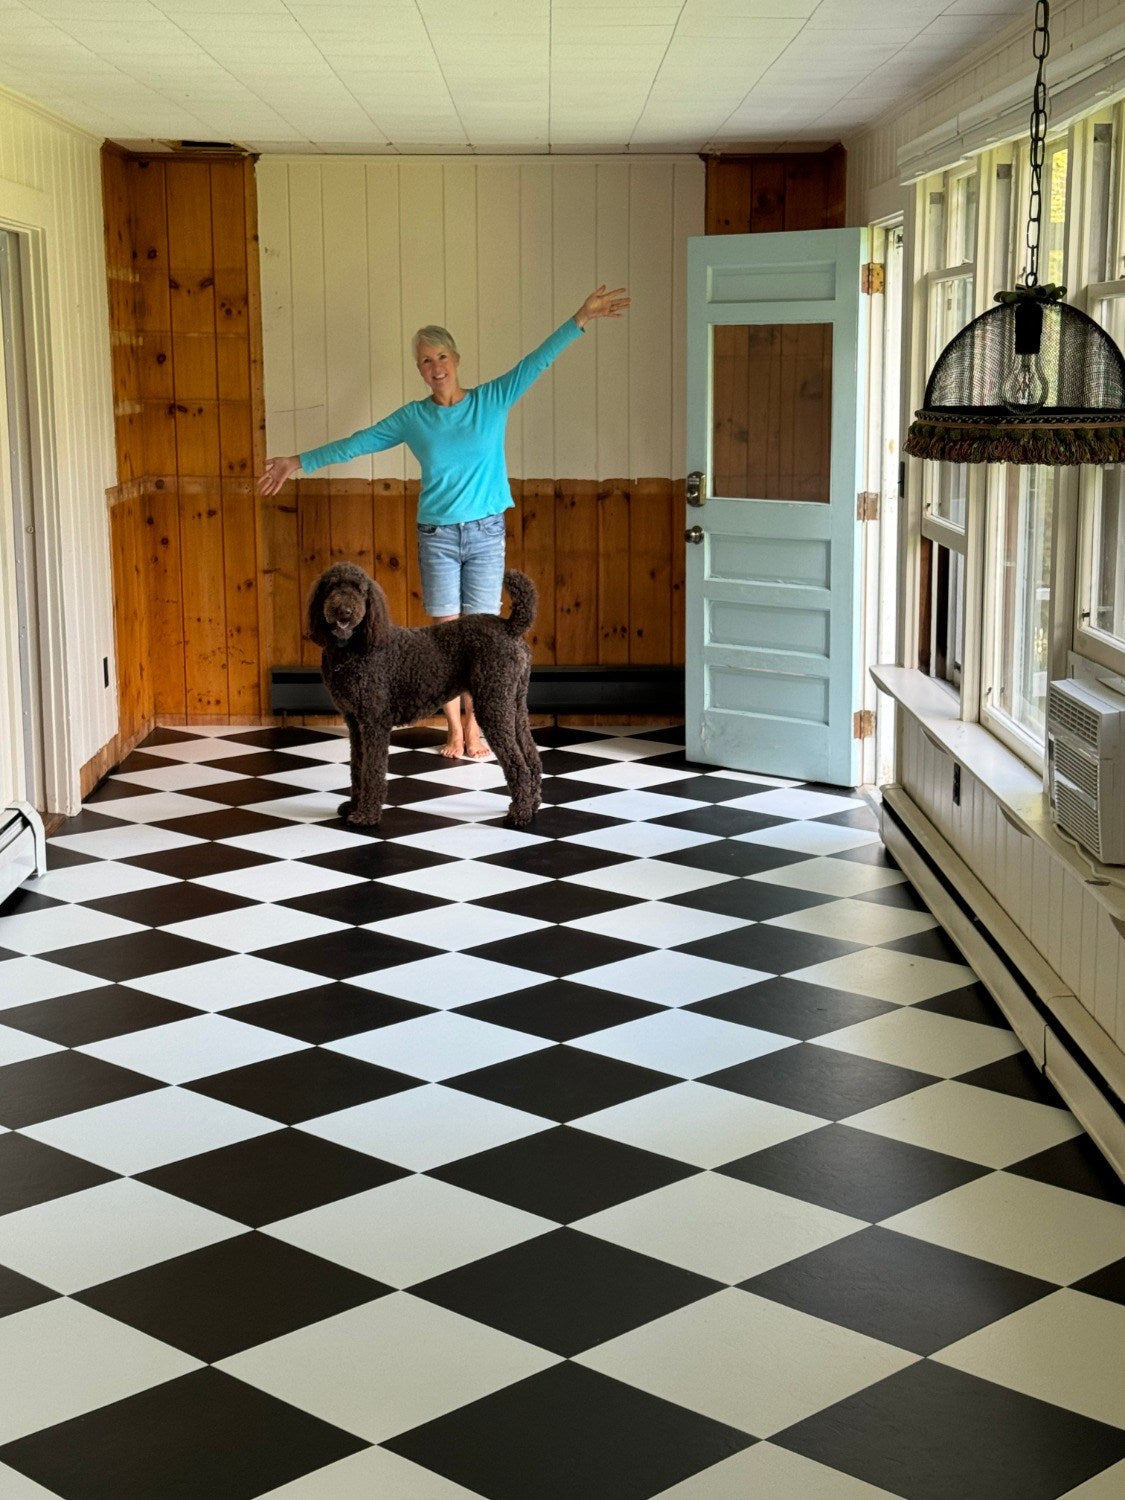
left=1024, top=0, right=1051, bottom=287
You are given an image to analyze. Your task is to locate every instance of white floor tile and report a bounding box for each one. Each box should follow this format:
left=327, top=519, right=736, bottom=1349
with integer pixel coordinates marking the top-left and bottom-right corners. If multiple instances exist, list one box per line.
left=814, top=1008, right=1022, bottom=1079
left=564, top=790, right=708, bottom=821
left=399, top=792, right=514, bottom=823
left=325, top=1010, right=551, bottom=1080
left=708, top=770, right=802, bottom=789
left=576, top=1289, right=916, bottom=1438
left=563, top=824, right=719, bottom=859
left=1058, top=1459, right=1125, bottom=1497
left=575, top=1174, right=864, bottom=1284
left=563, top=860, right=731, bottom=901
left=564, top=737, right=684, bottom=761
left=135, top=737, right=257, bottom=763
left=123, top=954, right=325, bottom=1009
left=558, top=762, right=699, bottom=790
left=22, top=1085, right=280, bottom=1174
left=0, top=906, right=147, bottom=956
left=242, top=793, right=344, bottom=823
left=933, top=1290, right=1125, bottom=1430
left=413, top=762, right=509, bottom=789
left=192, top=861, right=366, bottom=902
left=300, top=1082, right=552, bottom=1171
left=883, top=1172, right=1125, bottom=1284
left=573, top=1081, right=822, bottom=1169
left=749, top=857, right=905, bottom=898
left=734, top=821, right=881, bottom=856
left=0, top=1178, right=244, bottom=1293
left=362, top=903, right=547, bottom=951
left=258, top=1444, right=483, bottom=1498
left=221, top=825, right=371, bottom=860
left=0, top=1023, right=64, bottom=1066
left=281, top=735, right=351, bottom=763
left=263, top=1175, right=555, bottom=1288
left=219, top=1293, right=558, bottom=1444
left=113, top=763, right=245, bottom=791
left=769, top=896, right=935, bottom=945
left=162, top=903, right=348, bottom=953
left=393, top=825, right=546, bottom=859
left=77, top=792, right=228, bottom=824
left=571, top=1009, right=793, bottom=1077
left=572, top=950, right=769, bottom=1006
left=564, top=899, right=746, bottom=948
left=377, top=860, right=548, bottom=902
left=253, top=763, right=352, bottom=792
left=726, top=789, right=866, bottom=819
left=0, top=1462, right=69, bottom=1498
left=349, top=952, right=549, bottom=1007
left=788, top=948, right=975, bottom=1003
left=48, top=826, right=203, bottom=861
left=26, top=861, right=178, bottom=903
left=653, top=1441, right=899, bottom=1498
left=0, top=1299, right=200, bottom=1445
left=77, top=1013, right=309, bottom=1084
left=844, top=1079, right=1083, bottom=1168
left=0, top=958, right=109, bottom=1009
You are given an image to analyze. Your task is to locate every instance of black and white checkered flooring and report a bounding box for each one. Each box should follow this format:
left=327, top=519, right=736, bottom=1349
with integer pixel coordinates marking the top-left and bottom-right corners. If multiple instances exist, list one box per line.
left=1, top=721, right=1123, bottom=1499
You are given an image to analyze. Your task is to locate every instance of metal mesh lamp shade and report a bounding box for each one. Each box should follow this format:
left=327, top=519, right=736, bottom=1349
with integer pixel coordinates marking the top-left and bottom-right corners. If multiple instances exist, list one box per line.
left=904, top=294, right=1125, bottom=465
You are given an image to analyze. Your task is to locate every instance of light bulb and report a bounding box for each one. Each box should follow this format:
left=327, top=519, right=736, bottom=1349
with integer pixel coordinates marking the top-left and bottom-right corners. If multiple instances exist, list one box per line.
left=1000, top=353, right=1049, bottom=413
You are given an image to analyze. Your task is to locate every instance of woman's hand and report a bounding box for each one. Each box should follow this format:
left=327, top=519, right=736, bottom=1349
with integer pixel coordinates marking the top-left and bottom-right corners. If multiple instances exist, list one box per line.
left=258, top=455, right=300, bottom=496
left=575, top=285, right=630, bottom=329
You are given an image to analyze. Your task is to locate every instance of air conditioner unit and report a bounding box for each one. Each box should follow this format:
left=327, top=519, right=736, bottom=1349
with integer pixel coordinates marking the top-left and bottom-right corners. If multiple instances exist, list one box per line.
left=1046, top=675, right=1125, bottom=864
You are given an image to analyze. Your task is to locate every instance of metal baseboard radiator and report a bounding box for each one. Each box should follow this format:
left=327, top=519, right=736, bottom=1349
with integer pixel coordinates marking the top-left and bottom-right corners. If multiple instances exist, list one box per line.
left=270, top=664, right=685, bottom=718
left=0, top=802, right=47, bottom=905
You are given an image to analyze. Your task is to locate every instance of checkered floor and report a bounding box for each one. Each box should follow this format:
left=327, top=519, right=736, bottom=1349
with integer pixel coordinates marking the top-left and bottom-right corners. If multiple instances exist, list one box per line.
left=1, top=722, right=1123, bottom=1500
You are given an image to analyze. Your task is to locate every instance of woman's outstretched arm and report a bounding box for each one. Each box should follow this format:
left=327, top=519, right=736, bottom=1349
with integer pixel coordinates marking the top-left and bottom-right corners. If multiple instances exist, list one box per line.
left=258, top=407, right=412, bottom=496
left=487, top=284, right=630, bottom=409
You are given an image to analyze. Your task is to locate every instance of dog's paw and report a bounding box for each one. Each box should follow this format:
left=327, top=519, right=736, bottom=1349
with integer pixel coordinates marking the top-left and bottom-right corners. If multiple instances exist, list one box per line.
left=346, top=807, right=382, bottom=828
left=337, top=799, right=353, bottom=820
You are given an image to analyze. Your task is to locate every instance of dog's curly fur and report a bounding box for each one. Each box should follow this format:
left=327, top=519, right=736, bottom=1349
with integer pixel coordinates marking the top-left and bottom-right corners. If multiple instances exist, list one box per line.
left=307, top=562, right=542, bottom=827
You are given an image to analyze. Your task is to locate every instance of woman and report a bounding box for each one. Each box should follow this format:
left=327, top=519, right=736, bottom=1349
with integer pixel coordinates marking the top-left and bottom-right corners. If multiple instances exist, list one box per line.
left=258, top=284, right=630, bottom=758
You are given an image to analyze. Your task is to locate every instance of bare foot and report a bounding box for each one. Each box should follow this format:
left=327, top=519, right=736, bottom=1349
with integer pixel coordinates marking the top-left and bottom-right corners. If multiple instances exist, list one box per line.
left=464, top=730, right=491, bottom=760
left=440, top=731, right=465, bottom=759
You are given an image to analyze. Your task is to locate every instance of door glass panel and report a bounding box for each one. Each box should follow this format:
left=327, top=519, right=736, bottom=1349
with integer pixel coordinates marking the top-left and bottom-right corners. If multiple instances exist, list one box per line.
left=711, top=323, right=832, bottom=502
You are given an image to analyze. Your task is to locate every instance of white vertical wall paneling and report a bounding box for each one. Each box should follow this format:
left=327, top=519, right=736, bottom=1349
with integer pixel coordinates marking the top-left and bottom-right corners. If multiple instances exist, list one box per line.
left=475, top=165, right=522, bottom=477
left=442, top=164, right=478, bottom=391
left=365, top=162, right=405, bottom=482
left=671, top=161, right=705, bottom=481
left=0, top=89, right=115, bottom=811
left=397, top=163, right=445, bottom=483
left=628, top=162, right=674, bottom=478
left=288, top=162, right=328, bottom=458
left=519, top=163, right=554, bottom=478
left=257, top=162, right=296, bottom=459
left=322, top=161, right=371, bottom=477
left=551, top=164, right=597, bottom=480
left=595, top=162, right=630, bottom=481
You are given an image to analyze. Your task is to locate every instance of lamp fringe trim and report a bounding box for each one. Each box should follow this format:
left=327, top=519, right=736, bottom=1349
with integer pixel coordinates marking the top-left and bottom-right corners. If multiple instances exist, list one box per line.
left=904, top=419, right=1125, bottom=465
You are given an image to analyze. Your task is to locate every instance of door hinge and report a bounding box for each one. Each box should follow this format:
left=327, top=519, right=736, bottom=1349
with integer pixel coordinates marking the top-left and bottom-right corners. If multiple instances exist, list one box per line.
left=857, top=491, right=879, bottom=521
left=853, top=708, right=876, bottom=739
left=861, top=262, right=885, bottom=295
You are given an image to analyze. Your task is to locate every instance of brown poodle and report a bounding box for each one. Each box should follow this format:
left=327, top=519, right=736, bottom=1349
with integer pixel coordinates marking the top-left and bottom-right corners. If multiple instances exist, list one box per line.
left=306, top=562, right=542, bottom=828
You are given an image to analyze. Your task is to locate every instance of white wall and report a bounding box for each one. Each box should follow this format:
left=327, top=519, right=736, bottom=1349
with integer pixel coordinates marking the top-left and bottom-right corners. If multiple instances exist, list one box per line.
left=0, top=87, right=117, bottom=813
left=257, top=155, right=705, bottom=483
left=845, top=0, right=1125, bottom=226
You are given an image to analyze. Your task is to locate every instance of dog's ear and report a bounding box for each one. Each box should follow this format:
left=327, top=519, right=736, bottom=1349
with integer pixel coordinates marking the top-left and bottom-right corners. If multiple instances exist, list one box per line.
left=306, top=571, right=335, bottom=648
left=356, top=574, right=390, bottom=653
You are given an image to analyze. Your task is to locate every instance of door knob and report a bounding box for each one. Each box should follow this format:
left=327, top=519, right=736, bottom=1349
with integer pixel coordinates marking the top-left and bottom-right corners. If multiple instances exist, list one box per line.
left=685, top=525, right=704, bottom=544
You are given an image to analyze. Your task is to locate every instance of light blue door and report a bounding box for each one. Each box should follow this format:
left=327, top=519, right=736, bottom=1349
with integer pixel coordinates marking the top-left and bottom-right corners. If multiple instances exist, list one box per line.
left=685, top=228, right=868, bottom=787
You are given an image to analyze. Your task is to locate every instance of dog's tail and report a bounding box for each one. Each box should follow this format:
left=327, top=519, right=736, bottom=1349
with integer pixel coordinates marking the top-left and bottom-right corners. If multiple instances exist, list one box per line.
left=502, top=570, right=537, bottom=636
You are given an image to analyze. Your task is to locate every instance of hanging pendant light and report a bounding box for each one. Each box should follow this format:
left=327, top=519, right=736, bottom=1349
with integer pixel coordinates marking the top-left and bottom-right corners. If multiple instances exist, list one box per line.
left=904, top=0, right=1125, bottom=466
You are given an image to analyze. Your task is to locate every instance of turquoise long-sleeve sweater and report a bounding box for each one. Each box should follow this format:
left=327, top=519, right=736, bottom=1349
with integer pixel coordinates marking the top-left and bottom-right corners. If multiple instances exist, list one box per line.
left=299, top=318, right=583, bottom=525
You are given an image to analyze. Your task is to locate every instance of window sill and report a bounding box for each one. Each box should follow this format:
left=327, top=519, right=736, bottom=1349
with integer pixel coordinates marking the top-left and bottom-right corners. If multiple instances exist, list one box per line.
left=872, top=663, right=1125, bottom=923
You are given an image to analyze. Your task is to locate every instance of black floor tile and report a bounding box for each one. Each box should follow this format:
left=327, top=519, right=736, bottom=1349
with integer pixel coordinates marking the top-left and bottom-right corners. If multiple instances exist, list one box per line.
left=882, top=927, right=967, bottom=964
left=774, top=1360, right=1125, bottom=1500
left=77, top=1232, right=390, bottom=1362
left=305, top=842, right=454, bottom=879
left=279, top=881, right=441, bottom=926
left=187, top=1047, right=419, bottom=1123
left=915, top=982, right=1009, bottom=1028
left=1006, top=1136, right=1125, bottom=1203
left=1072, top=1256, right=1125, bottom=1306
left=217, top=750, right=329, bottom=778
left=157, top=808, right=293, bottom=841
left=0, top=986, right=196, bottom=1047
left=0, top=1367, right=369, bottom=1500
left=648, top=775, right=767, bottom=805
left=742, top=1225, right=1054, bottom=1355
left=83, top=779, right=155, bottom=806
left=432, top=1126, right=697, bottom=1223
left=0, top=1051, right=161, bottom=1129
left=254, top=928, right=438, bottom=980
left=657, top=842, right=812, bottom=878
left=138, top=1126, right=409, bottom=1227
left=122, top=843, right=276, bottom=879
left=450, top=1044, right=674, bottom=1122
left=0, top=1263, right=57, bottom=1319
left=469, top=928, right=648, bottom=977
left=87, top=882, right=254, bottom=926
left=43, top=930, right=227, bottom=981
left=854, top=881, right=932, bottom=912
left=385, top=1361, right=755, bottom=1500
left=0, top=1133, right=116, bottom=1215
left=177, top=776, right=312, bottom=808
left=0, top=888, right=63, bottom=916
left=689, top=976, right=897, bottom=1040
left=233, top=982, right=428, bottom=1043
left=474, top=881, right=640, bottom=925
left=817, top=805, right=880, bottom=831
left=225, top=727, right=341, bottom=750
left=719, top=1124, right=989, bottom=1220
left=676, top=925, right=864, bottom=973
left=651, top=805, right=786, bottom=836
left=459, top=980, right=661, bottom=1041
left=955, top=1051, right=1064, bottom=1105
left=414, top=1227, right=722, bottom=1357
left=482, top=843, right=630, bottom=879
left=521, top=806, right=624, bottom=839
left=667, top=880, right=834, bottom=921
left=703, top=1040, right=935, bottom=1120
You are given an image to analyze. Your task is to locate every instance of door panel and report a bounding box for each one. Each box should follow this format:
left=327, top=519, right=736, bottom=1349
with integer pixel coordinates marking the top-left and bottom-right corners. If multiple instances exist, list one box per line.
left=685, top=228, right=867, bottom=786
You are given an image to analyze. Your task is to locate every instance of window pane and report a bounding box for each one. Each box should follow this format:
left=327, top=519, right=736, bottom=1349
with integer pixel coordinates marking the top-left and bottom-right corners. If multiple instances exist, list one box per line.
left=711, top=324, right=833, bottom=502
left=1087, top=122, right=1113, bottom=283
left=1042, top=143, right=1068, bottom=287
left=925, top=276, right=974, bottom=529
left=1089, top=465, right=1125, bottom=645
left=950, top=173, right=978, bottom=264
left=995, top=467, right=1053, bottom=741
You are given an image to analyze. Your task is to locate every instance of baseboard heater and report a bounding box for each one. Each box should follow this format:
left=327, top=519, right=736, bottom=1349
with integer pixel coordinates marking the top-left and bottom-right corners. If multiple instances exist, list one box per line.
left=270, top=664, right=685, bottom=718
left=0, top=802, right=47, bottom=905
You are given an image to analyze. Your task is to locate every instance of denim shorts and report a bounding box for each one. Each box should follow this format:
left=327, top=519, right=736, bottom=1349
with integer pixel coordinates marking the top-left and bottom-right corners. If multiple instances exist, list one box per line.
left=416, top=513, right=507, bottom=617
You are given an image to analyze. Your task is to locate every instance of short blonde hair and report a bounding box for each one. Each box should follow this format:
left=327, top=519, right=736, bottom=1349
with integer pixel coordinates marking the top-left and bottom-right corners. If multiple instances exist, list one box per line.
left=412, top=325, right=458, bottom=361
